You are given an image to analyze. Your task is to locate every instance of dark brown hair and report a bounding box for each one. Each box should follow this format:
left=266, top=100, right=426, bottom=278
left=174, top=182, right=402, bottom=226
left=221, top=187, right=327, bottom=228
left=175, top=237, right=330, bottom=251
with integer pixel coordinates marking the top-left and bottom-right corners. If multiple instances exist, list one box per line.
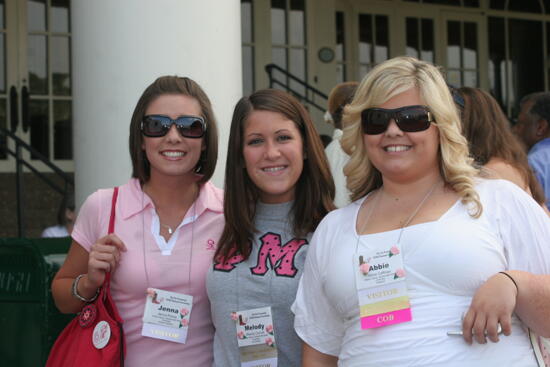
left=530, top=92, right=550, bottom=128
left=57, top=193, right=75, bottom=226
left=459, top=87, right=546, bottom=204
left=215, top=89, right=335, bottom=261
left=328, top=82, right=359, bottom=130
left=128, top=76, right=218, bottom=184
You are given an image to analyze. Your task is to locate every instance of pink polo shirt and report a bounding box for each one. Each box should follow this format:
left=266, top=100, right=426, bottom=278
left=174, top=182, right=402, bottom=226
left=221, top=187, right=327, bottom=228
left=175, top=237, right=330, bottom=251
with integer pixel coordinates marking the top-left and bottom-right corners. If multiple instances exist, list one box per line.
left=72, top=178, right=224, bottom=367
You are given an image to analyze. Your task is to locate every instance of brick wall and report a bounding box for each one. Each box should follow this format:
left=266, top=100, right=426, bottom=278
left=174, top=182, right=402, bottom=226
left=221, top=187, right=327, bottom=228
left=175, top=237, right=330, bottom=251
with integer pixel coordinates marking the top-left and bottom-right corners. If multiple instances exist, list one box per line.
left=0, top=173, right=74, bottom=238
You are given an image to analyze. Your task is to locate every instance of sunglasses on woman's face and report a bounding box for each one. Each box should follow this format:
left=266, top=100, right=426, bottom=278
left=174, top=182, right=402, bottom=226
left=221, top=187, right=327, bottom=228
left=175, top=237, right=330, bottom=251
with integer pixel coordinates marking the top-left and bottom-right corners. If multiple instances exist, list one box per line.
left=361, top=105, right=435, bottom=135
left=141, top=115, right=206, bottom=138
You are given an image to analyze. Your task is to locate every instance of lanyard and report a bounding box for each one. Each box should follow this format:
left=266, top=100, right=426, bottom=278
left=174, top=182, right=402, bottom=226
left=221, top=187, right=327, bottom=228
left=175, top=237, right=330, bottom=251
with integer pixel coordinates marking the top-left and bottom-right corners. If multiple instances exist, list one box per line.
left=355, top=181, right=440, bottom=253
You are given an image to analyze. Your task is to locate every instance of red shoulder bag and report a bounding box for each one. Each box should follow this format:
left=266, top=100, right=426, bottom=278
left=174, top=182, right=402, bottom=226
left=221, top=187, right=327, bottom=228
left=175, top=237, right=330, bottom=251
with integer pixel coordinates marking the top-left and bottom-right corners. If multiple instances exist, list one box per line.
left=47, top=187, right=126, bottom=366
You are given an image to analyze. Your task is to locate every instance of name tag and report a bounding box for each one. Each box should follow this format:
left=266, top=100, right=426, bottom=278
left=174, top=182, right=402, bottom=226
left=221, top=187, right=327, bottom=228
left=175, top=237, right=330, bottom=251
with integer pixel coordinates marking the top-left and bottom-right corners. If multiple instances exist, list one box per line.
left=354, top=245, right=412, bottom=329
left=141, top=288, right=193, bottom=344
left=235, top=306, right=278, bottom=367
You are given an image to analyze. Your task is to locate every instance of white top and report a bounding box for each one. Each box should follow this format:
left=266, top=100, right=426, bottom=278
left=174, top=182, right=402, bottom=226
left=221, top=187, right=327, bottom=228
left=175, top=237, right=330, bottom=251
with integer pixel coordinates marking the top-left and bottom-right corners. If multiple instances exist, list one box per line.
left=292, top=179, right=550, bottom=367
left=325, top=129, right=351, bottom=208
left=41, top=225, right=69, bottom=238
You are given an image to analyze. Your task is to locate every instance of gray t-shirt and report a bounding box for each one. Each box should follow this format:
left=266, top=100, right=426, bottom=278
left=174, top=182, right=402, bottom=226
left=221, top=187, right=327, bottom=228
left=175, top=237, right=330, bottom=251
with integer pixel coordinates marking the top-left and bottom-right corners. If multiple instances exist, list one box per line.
left=206, top=201, right=310, bottom=367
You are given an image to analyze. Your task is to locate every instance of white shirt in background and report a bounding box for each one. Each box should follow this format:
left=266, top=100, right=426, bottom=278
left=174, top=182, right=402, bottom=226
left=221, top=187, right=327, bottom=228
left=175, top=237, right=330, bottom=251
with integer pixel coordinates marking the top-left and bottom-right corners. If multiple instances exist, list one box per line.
left=325, top=129, right=351, bottom=208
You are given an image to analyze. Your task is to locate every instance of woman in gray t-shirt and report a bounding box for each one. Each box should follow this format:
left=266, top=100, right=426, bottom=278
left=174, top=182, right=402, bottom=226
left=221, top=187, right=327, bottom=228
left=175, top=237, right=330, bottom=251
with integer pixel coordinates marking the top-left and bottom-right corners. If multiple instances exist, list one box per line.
left=206, top=89, right=335, bottom=366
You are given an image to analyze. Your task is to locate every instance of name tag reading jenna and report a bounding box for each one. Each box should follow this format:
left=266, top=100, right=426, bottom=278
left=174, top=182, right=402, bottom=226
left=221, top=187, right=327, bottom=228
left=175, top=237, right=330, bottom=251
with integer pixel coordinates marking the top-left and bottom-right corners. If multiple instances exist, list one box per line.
left=235, top=306, right=278, bottom=367
left=354, top=245, right=412, bottom=329
left=141, top=288, right=193, bottom=344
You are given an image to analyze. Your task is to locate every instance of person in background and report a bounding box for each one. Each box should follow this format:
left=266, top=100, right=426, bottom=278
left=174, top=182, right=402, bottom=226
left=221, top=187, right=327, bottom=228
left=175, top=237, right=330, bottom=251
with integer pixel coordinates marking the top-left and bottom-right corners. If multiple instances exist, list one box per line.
left=320, top=134, right=333, bottom=148
left=458, top=87, right=547, bottom=209
left=207, top=89, right=335, bottom=367
left=515, top=92, right=550, bottom=210
left=42, top=193, right=76, bottom=237
left=325, top=82, right=359, bottom=208
left=51, top=76, right=224, bottom=366
left=324, top=82, right=359, bottom=208
left=293, top=56, right=550, bottom=366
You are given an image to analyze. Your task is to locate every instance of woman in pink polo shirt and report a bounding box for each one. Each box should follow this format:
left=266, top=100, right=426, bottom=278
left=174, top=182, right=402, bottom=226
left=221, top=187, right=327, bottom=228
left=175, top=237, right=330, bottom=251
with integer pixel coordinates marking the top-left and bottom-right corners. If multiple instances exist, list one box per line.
left=52, top=76, right=224, bottom=366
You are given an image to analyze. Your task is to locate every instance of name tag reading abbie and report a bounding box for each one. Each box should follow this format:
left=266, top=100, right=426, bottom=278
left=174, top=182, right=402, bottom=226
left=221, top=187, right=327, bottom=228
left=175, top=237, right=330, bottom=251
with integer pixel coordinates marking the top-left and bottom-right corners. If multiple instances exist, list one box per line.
left=235, top=306, right=278, bottom=367
left=141, top=288, right=193, bottom=344
left=354, top=245, right=412, bottom=329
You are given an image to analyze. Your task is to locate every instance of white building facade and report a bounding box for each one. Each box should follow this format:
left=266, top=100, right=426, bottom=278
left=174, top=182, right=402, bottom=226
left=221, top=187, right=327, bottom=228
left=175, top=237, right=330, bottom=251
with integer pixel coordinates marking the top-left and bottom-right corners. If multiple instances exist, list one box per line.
left=3, top=0, right=550, bottom=213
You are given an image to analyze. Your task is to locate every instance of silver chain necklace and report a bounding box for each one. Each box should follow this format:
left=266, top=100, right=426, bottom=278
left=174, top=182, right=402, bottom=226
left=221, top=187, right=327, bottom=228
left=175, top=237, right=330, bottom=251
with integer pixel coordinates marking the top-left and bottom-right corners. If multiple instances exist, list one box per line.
left=141, top=188, right=196, bottom=291
left=355, top=180, right=441, bottom=252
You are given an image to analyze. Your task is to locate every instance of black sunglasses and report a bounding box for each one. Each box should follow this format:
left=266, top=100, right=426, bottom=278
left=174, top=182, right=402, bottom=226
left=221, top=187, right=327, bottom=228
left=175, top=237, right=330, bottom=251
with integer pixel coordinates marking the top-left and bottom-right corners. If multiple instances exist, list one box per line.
left=361, top=105, right=435, bottom=135
left=141, top=115, right=206, bottom=138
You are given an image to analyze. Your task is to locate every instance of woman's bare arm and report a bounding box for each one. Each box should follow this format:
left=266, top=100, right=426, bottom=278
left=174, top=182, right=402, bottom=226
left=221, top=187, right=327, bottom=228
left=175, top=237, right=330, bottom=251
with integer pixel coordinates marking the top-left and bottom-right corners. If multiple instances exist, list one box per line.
left=51, top=241, right=94, bottom=313
left=51, top=235, right=126, bottom=313
left=462, top=271, right=550, bottom=344
left=484, top=159, right=528, bottom=192
left=508, top=271, right=550, bottom=337
left=302, top=342, right=338, bottom=367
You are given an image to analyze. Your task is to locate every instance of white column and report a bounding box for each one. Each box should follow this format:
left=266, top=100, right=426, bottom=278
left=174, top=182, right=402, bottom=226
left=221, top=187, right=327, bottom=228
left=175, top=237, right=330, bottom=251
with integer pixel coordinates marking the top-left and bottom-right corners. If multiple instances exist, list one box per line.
left=72, top=0, right=241, bottom=206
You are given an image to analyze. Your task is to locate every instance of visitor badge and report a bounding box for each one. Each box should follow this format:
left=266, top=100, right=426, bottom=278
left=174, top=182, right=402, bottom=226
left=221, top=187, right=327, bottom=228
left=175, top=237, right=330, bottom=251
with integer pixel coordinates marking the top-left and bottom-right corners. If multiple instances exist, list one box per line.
left=234, top=306, right=278, bottom=367
left=141, top=288, right=193, bottom=344
left=354, top=245, right=412, bottom=329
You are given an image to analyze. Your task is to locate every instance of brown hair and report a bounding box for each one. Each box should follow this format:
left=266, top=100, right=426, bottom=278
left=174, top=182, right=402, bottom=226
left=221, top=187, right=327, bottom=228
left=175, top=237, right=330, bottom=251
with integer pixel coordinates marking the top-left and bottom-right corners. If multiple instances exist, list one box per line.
left=328, top=82, right=359, bottom=130
left=458, top=87, right=546, bottom=204
left=215, top=89, right=335, bottom=261
left=530, top=92, right=550, bottom=129
left=128, top=76, right=218, bottom=184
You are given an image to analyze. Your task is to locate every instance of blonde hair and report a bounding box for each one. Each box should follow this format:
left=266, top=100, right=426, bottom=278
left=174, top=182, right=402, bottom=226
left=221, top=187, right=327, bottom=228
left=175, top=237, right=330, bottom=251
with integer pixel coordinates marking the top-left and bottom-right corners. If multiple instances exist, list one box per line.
left=341, top=56, right=482, bottom=217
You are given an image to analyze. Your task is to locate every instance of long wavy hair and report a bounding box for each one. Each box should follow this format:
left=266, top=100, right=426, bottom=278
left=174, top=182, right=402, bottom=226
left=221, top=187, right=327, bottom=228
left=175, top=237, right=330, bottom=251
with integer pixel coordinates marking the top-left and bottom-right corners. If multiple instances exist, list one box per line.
left=340, top=56, right=482, bottom=217
left=215, top=89, right=335, bottom=261
left=458, top=87, right=546, bottom=205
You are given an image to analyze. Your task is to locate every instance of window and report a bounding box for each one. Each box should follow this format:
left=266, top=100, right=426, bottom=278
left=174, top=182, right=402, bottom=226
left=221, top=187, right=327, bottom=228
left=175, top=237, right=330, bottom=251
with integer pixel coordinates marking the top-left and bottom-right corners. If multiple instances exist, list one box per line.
left=446, top=20, right=478, bottom=87
left=491, top=0, right=543, bottom=13
left=271, top=0, right=307, bottom=96
left=28, top=0, right=73, bottom=160
left=0, top=0, right=6, bottom=159
left=336, top=11, right=346, bottom=83
left=241, top=0, right=255, bottom=96
left=405, top=17, right=435, bottom=63
left=405, top=0, right=479, bottom=6
left=358, top=14, right=389, bottom=80
left=488, top=16, right=544, bottom=116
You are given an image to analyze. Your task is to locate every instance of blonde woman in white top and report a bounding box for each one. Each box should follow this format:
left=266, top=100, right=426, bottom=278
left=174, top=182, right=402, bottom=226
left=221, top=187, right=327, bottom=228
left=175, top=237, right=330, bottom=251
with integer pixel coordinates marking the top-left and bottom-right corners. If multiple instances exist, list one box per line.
left=292, top=57, right=550, bottom=366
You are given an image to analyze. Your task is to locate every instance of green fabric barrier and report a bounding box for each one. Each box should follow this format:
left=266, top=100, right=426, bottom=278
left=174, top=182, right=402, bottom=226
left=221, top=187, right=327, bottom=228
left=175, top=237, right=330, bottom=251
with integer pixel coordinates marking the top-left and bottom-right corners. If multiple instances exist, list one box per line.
left=0, top=237, right=74, bottom=366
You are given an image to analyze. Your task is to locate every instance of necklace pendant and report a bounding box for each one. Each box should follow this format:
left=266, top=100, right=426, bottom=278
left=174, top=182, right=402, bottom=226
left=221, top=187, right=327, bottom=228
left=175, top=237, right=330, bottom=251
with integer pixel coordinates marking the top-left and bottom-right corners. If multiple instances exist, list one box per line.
left=161, top=223, right=174, bottom=235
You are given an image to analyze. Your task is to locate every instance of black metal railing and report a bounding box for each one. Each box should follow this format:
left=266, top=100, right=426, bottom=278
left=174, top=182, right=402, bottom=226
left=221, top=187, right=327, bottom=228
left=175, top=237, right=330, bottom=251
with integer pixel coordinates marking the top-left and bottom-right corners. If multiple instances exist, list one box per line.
left=0, top=127, right=74, bottom=238
left=265, top=63, right=328, bottom=112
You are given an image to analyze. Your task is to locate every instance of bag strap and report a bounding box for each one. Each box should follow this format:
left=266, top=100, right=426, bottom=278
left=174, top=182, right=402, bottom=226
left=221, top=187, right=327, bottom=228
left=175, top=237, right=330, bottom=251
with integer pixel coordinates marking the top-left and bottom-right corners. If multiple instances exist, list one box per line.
left=104, top=187, right=119, bottom=287
left=530, top=328, right=545, bottom=367
left=108, top=187, right=119, bottom=234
